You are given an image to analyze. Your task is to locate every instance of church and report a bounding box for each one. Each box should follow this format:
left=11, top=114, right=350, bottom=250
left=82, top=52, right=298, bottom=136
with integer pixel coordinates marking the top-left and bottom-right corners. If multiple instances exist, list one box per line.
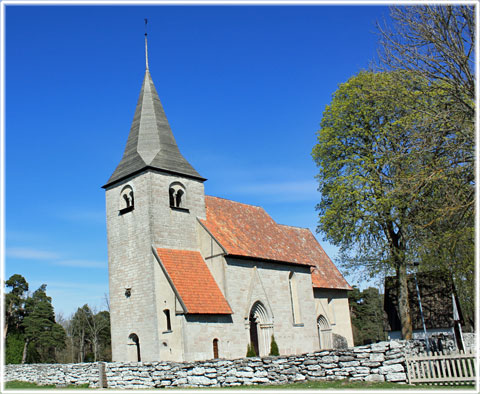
left=103, top=35, right=354, bottom=363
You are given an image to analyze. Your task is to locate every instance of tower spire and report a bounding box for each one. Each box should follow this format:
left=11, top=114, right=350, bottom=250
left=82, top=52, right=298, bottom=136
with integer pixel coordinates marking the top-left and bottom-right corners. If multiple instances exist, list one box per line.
left=144, top=18, right=149, bottom=70
left=103, top=22, right=205, bottom=189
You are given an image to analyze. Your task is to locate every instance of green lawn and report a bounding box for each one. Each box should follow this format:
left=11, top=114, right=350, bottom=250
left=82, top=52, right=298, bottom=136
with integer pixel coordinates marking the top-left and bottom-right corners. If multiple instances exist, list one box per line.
left=5, top=379, right=476, bottom=390
left=211, top=380, right=476, bottom=390
left=5, top=381, right=90, bottom=390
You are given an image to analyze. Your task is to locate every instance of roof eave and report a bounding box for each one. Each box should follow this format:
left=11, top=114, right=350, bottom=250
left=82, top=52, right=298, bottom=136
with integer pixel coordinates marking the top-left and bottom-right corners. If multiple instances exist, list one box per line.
left=103, top=166, right=207, bottom=189
left=226, top=253, right=315, bottom=268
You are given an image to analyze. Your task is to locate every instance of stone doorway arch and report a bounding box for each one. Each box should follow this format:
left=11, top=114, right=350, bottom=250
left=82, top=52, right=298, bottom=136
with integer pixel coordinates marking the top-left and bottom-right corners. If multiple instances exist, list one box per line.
left=128, top=333, right=141, bottom=362
left=249, top=301, right=273, bottom=357
left=317, top=315, right=332, bottom=350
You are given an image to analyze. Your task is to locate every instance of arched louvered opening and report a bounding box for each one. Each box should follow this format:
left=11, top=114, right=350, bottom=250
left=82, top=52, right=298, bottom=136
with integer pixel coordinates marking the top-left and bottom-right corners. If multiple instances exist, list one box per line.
left=119, top=185, right=134, bottom=214
left=169, top=182, right=186, bottom=209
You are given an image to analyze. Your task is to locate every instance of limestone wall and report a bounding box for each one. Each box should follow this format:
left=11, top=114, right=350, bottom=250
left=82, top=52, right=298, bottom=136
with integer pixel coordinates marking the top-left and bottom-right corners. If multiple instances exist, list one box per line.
left=5, top=340, right=430, bottom=388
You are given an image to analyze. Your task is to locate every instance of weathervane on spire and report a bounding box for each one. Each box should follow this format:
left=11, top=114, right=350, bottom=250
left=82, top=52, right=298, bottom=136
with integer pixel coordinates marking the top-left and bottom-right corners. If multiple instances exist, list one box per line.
left=144, top=18, right=149, bottom=70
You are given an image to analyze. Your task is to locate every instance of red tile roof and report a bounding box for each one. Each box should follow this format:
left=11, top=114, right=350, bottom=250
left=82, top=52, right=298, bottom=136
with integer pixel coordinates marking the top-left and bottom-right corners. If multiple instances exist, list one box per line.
left=201, top=196, right=351, bottom=291
left=155, top=248, right=232, bottom=314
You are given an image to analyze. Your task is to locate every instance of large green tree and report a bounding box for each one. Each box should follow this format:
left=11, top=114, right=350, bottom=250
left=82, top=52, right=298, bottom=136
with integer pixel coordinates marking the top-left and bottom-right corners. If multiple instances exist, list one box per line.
left=312, top=70, right=472, bottom=339
left=377, top=5, right=475, bottom=328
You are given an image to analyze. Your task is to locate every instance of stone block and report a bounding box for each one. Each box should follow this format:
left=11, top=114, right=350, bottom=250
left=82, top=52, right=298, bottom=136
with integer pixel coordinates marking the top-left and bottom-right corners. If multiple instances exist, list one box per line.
left=253, top=370, right=268, bottom=378
left=369, top=353, right=385, bottom=362
left=339, top=361, right=360, bottom=367
left=320, top=363, right=337, bottom=369
left=294, top=374, right=306, bottom=381
left=187, top=376, right=214, bottom=386
left=355, top=352, right=370, bottom=359
left=236, top=371, right=253, bottom=378
left=371, top=343, right=388, bottom=352
left=353, top=346, right=371, bottom=353
left=379, top=364, right=404, bottom=374
left=386, top=372, right=407, bottom=382
left=321, top=355, right=339, bottom=363
left=172, top=377, right=187, bottom=385
left=389, top=340, right=404, bottom=349
left=361, top=361, right=381, bottom=367
left=364, top=374, right=385, bottom=382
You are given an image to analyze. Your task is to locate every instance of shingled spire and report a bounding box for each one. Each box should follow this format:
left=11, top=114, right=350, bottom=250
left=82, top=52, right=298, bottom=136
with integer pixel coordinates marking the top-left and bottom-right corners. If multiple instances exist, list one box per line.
left=103, top=28, right=204, bottom=188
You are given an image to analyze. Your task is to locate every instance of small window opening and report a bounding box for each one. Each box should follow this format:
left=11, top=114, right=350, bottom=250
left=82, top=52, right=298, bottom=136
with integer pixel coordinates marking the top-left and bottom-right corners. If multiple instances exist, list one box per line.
left=169, top=182, right=188, bottom=211
left=164, top=309, right=172, bottom=331
left=213, top=338, right=219, bottom=359
left=169, top=188, right=175, bottom=207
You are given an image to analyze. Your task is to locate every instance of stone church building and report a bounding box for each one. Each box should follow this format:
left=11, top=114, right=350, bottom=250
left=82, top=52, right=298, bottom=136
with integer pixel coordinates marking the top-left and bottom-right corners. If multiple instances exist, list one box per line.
left=103, top=39, right=354, bottom=362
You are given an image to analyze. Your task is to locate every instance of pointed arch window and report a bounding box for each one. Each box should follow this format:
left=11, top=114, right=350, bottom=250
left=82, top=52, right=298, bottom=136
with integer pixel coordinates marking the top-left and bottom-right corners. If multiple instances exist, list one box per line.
left=289, top=272, right=302, bottom=325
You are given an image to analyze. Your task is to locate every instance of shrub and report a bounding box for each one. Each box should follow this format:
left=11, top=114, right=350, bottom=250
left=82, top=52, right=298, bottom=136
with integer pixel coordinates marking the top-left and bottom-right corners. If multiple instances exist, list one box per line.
left=269, top=335, right=279, bottom=356
left=246, top=343, right=256, bottom=357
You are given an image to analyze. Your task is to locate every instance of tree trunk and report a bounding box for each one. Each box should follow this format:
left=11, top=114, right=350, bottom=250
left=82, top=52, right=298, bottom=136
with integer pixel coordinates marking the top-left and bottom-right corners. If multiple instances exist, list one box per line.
left=21, top=338, right=30, bottom=364
left=386, top=220, right=413, bottom=340
left=396, top=261, right=413, bottom=339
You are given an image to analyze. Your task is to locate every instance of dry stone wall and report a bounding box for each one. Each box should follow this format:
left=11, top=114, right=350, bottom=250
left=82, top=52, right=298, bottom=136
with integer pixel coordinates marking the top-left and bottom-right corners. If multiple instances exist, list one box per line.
left=4, top=340, right=427, bottom=388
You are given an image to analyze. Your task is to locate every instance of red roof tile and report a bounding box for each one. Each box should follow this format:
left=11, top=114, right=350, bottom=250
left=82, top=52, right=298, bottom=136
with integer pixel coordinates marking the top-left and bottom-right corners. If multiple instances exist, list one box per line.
left=201, top=196, right=351, bottom=291
left=155, top=248, right=232, bottom=314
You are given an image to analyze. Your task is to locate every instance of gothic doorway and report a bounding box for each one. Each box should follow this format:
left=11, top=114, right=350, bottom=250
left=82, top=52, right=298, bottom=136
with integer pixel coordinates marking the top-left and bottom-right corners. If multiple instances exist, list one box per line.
left=249, top=312, right=259, bottom=356
left=317, top=315, right=332, bottom=350
left=248, top=301, right=272, bottom=357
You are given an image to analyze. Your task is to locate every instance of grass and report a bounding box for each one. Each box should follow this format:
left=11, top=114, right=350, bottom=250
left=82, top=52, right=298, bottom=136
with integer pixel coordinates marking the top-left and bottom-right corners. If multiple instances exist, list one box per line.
left=4, top=380, right=476, bottom=390
left=5, top=381, right=90, bottom=389
left=215, top=380, right=476, bottom=390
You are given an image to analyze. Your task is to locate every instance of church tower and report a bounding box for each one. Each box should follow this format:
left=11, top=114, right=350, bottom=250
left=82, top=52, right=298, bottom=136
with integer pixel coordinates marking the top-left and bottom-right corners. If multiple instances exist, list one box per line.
left=103, top=32, right=206, bottom=362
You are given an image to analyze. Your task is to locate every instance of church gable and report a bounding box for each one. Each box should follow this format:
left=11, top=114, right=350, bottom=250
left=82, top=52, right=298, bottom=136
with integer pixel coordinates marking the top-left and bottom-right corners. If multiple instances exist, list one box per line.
left=243, top=266, right=274, bottom=321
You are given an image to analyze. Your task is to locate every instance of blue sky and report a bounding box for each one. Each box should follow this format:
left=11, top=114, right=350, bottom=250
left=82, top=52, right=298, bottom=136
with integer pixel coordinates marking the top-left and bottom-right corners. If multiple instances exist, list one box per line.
left=5, top=3, right=390, bottom=317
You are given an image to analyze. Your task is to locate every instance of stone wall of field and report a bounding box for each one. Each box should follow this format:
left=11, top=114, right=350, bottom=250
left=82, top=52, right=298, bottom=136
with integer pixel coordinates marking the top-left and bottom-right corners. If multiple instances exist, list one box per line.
left=2, top=340, right=432, bottom=388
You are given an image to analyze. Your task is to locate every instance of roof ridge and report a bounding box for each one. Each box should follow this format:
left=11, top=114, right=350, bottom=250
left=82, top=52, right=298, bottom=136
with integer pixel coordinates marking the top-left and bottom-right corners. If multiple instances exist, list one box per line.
left=277, top=223, right=310, bottom=231
left=206, top=195, right=264, bottom=210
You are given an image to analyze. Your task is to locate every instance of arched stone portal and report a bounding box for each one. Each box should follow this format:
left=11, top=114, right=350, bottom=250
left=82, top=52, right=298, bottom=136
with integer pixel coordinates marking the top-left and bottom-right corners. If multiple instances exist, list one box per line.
left=128, top=333, right=141, bottom=362
left=317, top=315, right=332, bottom=350
left=249, top=301, right=273, bottom=357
